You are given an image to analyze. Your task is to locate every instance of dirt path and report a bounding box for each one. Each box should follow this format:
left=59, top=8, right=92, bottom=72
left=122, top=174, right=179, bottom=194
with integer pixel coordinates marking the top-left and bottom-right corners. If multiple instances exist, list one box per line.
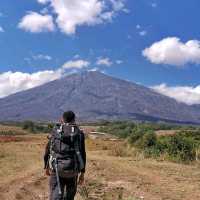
left=1, top=136, right=200, bottom=200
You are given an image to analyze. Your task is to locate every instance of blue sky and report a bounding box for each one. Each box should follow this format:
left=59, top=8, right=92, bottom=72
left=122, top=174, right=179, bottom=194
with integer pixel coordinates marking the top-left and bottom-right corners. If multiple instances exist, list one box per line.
left=0, top=0, right=200, bottom=105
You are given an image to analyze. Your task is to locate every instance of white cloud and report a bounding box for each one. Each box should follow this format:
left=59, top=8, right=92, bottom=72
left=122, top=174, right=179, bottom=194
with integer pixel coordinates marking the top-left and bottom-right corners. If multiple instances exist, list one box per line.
left=18, top=12, right=55, bottom=33
left=152, top=84, right=200, bottom=105
left=20, top=0, right=126, bottom=35
left=62, top=59, right=90, bottom=69
left=122, top=8, right=130, bottom=13
left=37, top=0, right=50, bottom=4
left=0, top=26, right=4, bottom=32
left=0, top=70, right=62, bottom=98
left=51, top=0, right=103, bottom=35
left=89, top=67, right=99, bottom=71
left=96, top=57, right=113, bottom=66
left=143, top=37, right=200, bottom=66
left=109, top=0, right=125, bottom=11
left=32, top=54, right=52, bottom=61
left=50, top=0, right=125, bottom=35
left=136, top=25, right=147, bottom=36
left=139, top=30, right=147, bottom=36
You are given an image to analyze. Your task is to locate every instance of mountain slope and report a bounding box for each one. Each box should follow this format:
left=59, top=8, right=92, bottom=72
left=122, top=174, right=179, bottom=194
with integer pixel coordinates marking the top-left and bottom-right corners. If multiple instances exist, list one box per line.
left=0, top=71, right=199, bottom=123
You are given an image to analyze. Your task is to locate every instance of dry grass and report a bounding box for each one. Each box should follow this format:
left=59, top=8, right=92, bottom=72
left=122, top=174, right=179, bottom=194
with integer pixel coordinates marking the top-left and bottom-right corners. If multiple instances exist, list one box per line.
left=0, top=134, right=46, bottom=184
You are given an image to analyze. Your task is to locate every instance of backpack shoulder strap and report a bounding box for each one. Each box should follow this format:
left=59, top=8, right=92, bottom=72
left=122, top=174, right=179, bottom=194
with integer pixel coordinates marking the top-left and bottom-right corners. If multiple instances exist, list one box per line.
left=73, top=126, right=84, bottom=171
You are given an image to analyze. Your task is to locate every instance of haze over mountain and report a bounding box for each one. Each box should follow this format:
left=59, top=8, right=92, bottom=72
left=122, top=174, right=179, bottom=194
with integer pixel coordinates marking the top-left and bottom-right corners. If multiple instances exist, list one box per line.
left=0, top=71, right=199, bottom=124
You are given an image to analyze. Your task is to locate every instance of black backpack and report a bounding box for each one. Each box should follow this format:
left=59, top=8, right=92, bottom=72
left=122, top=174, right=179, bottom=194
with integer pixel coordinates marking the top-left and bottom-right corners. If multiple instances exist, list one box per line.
left=49, top=123, right=84, bottom=178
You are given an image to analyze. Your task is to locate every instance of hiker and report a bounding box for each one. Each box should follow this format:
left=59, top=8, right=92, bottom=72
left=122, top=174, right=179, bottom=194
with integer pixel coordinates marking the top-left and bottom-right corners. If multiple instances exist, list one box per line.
left=44, top=111, right=86, bottom=200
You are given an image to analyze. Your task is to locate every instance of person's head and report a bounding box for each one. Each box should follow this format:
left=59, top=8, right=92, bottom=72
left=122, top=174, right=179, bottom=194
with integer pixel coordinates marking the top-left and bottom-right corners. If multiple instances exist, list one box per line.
left=62, top=111, right=76, bottom=123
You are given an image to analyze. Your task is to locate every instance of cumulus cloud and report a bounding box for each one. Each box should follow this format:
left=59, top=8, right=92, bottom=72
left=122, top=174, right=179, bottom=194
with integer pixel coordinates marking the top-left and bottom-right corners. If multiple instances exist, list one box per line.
left=143, top=37, right=200, bottom=66
left=0, top=70, right=62, bottom=98
left=51, top=0, right=103, bottom=35
left=18, top=12, right=55, bottom=33
left=96, top=57, right=113, bottom=66
left=20, top=0, right=126, bottom=35
left=62, top=59, right=90, bottom=69
left=152, top=84, right=200, bottom=105
left=49, top=0, right=125, bottom=35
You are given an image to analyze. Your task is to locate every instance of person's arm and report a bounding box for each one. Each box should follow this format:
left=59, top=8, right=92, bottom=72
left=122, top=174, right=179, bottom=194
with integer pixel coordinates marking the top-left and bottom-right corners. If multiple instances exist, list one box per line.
left=44, top=140, right=50, bottom=169
left=78, top=131, right=86, bottom=185
left=44, top=137, right=51, bottom=176
left=80, top=131, right=86, bottom=173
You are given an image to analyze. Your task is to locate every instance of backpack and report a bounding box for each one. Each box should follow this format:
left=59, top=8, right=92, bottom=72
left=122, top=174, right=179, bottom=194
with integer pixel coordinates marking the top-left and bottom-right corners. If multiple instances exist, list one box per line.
left=49, top=123, right=84, bottom=178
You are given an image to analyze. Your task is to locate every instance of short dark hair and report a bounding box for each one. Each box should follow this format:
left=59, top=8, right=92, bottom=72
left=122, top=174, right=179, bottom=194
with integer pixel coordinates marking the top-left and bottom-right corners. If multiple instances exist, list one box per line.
left=63, top=111, right=75, bottom=123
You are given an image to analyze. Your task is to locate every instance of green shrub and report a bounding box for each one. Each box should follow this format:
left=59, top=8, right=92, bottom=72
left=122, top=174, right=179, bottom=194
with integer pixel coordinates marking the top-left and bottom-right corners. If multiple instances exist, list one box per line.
left=166, top=135, right=196, bottom=162
left=97, top=121, right=136, bottom=138
left=141, top=131, right=157, bottom=148
left=128, top=127, right=145, bottom=144
left=97, top=121, right=199, bottom=163
left=22, top=121, right=35, bottom=132
left=22, top=121, right=53, bottom=133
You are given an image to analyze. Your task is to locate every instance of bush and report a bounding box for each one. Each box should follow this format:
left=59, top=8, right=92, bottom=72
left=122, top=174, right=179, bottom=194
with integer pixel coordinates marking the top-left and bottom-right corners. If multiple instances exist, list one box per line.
left=140, top=131, right=157, bottom=148
left=97, top=121, right=136, bottom=138
left=128, top=128, right=143, bottom=144
left=22, top=121, right=35, bottom=132
left=22, top=121, right=53, bottom=133
left=129, top=128, right=197, bottom=162
left=167, top=135, right=196, bottom=162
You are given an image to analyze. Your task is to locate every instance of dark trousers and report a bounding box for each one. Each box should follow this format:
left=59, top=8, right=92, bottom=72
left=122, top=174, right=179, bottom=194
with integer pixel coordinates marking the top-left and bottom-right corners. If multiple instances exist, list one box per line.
left=49, top=174, right=78, bottom=200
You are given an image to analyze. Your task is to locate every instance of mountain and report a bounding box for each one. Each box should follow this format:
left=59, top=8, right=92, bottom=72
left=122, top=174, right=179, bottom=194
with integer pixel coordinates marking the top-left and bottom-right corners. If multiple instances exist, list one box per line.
left=0, top=71, right=199, bottom=124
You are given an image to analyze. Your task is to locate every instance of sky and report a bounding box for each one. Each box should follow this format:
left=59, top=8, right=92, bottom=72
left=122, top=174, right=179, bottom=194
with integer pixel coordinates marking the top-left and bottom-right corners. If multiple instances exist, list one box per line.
left=1, top=0, right=200, bottom=105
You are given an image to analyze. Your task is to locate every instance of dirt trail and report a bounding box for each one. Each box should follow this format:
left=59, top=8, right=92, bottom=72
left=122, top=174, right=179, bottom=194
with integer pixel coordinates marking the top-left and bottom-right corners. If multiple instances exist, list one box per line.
left=1, top=134, right=200, bottom=200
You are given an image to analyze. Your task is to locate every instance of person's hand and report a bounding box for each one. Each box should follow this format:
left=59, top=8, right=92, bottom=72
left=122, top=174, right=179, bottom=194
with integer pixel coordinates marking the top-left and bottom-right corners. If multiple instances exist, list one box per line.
left=78, top=173, right=85, bottom=185
left=45, top=168, right=51, bottom=176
